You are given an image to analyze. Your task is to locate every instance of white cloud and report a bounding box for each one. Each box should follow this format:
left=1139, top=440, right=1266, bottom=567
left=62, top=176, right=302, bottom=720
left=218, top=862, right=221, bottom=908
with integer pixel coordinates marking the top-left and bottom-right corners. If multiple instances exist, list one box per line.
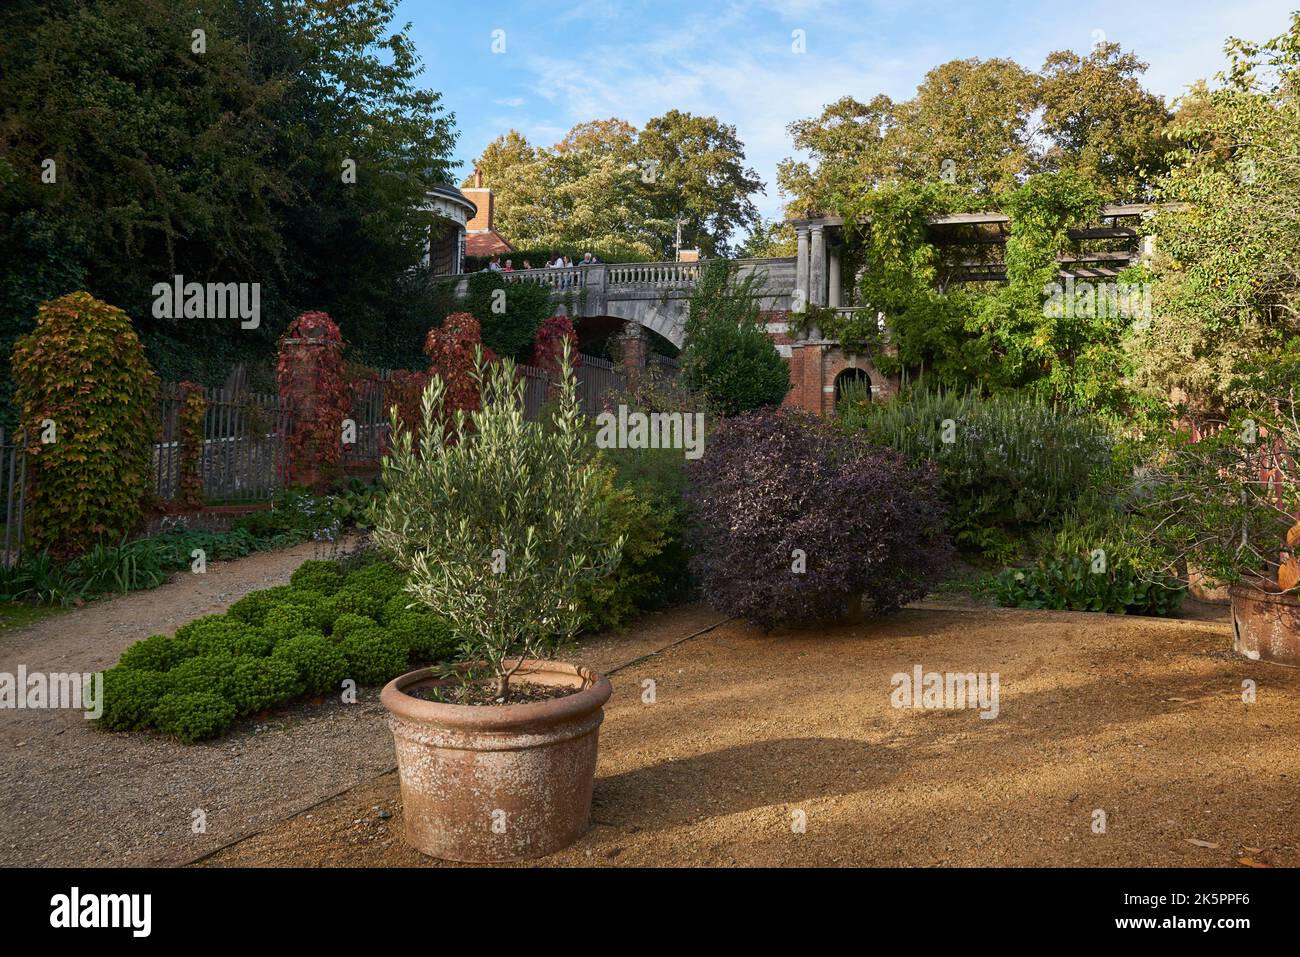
left=478, top=0, right=1299, bottom=226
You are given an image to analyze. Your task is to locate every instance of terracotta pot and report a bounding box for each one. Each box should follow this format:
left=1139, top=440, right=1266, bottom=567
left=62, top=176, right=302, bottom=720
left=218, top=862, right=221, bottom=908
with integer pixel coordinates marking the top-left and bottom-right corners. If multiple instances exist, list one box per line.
left=1186, top=561, right=1231, bottom=605
left=380, top=660, right=612, bottom=862
left=1228, top=580, right=1300, bottom=667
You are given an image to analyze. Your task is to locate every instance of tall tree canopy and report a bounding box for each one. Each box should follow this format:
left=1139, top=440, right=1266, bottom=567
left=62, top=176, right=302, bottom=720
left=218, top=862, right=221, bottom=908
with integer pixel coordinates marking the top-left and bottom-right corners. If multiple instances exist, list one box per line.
left=777, top=43, right=1172, bottom=216
left=1133, top=13, right=1300, bottom=414
left=464, top=112, right=763, bottom=258
left=0, top=0, right=459, bottom=396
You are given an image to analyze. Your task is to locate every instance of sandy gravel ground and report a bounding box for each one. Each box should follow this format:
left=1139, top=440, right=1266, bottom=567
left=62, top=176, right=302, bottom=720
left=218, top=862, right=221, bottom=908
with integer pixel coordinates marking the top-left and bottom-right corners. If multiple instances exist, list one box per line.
left=1, top=540, right=720, bottom=867
left=202, top=602, right=1300, bottom=868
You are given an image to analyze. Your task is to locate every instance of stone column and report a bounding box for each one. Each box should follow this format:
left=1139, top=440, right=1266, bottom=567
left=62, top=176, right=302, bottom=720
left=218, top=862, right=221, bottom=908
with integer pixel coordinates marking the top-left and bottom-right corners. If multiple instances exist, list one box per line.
left=795, top=225, right=810, bottom=320
left=828, top=244, right=842, bottom=308
left=809, top=224, right=827, bottom=308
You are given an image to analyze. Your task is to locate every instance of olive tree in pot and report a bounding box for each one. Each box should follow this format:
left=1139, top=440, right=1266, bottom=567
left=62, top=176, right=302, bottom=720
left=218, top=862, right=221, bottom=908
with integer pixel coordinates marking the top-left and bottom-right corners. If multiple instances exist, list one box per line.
left=373, top=345, right=622, bottom=861
left=1130, top=374, right=1300, bottom=664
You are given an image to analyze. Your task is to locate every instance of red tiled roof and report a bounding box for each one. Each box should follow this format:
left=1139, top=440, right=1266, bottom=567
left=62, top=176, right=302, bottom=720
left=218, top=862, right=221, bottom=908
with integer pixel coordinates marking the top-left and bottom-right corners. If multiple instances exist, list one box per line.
left=466, top=230, right=514, bottom=256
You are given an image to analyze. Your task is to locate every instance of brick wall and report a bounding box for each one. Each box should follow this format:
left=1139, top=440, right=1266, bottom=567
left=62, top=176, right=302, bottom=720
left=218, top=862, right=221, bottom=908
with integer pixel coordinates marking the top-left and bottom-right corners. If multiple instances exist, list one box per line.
left=757, top=309, right=897, bottom=416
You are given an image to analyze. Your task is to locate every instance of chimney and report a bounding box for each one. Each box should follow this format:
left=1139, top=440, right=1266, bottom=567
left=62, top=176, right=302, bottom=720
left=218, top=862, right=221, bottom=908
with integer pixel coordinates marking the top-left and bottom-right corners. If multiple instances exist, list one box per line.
left=474, top=167, right=482, bottom=188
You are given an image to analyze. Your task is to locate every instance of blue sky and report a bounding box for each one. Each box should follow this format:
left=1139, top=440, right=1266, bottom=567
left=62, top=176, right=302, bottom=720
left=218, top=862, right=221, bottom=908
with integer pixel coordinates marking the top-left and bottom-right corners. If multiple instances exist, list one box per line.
left=396, top=0, right=1298, bottom=223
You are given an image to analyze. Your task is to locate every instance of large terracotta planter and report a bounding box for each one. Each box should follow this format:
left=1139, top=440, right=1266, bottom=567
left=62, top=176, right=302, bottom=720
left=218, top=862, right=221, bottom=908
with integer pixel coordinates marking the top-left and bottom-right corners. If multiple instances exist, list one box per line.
left=380, top=660, right=612, bottom=862
left=1229, top=580, right=1300, bottom=667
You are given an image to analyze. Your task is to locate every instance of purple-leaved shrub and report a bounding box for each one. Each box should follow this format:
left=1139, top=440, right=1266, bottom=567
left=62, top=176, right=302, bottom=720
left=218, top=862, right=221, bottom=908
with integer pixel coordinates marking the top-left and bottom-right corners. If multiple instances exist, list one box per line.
left=687, top=409, right=952, bottom=628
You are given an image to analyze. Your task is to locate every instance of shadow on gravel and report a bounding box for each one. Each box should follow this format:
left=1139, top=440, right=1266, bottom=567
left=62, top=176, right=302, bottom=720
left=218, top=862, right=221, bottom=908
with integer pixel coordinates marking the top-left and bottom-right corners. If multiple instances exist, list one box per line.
left=590, top=736, right=900, bottom=827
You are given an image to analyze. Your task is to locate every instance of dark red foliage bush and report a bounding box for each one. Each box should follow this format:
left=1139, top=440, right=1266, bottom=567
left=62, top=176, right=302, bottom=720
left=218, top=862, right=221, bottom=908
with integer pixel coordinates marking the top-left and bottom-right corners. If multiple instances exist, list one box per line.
left=424, top=311, right=496, bottom=419
left=530, top=314, right=581, bottom=377
left=687, top=409, right=952, bottom=628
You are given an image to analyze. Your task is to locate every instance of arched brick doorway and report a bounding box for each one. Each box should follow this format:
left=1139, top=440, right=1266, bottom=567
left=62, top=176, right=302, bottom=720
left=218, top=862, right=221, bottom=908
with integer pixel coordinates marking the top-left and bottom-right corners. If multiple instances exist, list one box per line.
left=833, top=366, right=872, bottom=412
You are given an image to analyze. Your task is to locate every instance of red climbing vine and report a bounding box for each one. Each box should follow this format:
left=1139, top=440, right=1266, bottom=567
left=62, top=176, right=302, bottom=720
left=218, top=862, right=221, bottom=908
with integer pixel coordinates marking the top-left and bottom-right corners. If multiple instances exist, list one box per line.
left=530, top=314, right=581, bottom=379
left=276, top=310, right=350, bottom=488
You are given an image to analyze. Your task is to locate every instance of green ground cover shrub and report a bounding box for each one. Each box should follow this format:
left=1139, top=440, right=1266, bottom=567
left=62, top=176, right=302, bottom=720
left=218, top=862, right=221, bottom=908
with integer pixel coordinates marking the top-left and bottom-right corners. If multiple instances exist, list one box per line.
left=990, top=558, right=1185, bottom=616
left=99, top=554, right=458, bottom=742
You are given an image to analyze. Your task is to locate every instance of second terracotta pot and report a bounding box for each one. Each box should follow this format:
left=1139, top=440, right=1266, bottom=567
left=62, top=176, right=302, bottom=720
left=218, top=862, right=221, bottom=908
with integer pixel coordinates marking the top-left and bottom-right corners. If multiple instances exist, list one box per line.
left=1229, top=580, right=1300, bottom=667
left=380, top=660, right=612, bottom=862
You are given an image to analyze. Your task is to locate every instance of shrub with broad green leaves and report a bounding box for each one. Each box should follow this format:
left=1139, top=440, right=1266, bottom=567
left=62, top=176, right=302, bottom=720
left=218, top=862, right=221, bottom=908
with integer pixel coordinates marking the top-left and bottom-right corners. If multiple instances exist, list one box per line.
left=991, top=557, right=1185, bottom=616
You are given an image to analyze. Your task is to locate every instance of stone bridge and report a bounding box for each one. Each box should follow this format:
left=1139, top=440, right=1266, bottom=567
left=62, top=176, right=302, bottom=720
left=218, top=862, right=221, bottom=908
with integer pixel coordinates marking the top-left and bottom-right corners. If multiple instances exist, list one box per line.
left=452, top=257, right=800, bottom=349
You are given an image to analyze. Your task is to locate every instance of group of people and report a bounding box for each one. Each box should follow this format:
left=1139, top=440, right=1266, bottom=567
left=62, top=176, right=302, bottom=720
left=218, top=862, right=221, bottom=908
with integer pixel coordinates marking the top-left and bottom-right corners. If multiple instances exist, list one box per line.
left=484, top=252, right=603, bottom=273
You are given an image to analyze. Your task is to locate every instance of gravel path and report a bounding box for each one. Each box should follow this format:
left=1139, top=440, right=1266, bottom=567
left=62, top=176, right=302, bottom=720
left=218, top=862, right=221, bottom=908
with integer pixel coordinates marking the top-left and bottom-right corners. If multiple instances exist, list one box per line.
left=0, top=540, right=720, bottom=867
left=203, top=604, right=1300, bottom=868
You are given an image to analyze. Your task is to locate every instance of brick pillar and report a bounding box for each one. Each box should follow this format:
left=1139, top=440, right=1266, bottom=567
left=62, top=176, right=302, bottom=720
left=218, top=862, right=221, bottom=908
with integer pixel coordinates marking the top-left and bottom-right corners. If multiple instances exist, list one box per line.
left=785, top=340, right=828, bottom=415
left=619, top=323, right=647, bottom=389
left=278, top=331, right=343, bottom=491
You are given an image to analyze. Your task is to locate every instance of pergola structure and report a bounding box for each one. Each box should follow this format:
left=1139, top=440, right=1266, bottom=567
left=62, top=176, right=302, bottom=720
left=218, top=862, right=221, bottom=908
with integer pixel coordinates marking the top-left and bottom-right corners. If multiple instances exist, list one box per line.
left=788, top=203, right=1155, bottom=306
left=782, top=203, right=1159, bottom=416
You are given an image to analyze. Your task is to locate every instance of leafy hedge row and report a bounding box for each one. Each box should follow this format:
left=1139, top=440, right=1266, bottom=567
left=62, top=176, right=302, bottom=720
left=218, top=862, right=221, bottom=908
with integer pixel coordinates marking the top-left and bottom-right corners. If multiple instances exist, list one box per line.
left=990, top=557, right=1186, bottom=616
left=97, top=557, right=456, bottom=742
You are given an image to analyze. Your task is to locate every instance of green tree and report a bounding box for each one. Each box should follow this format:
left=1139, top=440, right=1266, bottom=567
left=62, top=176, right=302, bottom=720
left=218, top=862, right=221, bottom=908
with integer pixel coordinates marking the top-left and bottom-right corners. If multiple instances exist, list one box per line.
left=1036, top=43, right=1173, bottom=198
left=680, top=261, right=790, bottom=415
left=373, top=349, right=622, bottom=697
left=776, top=46, right=1171, bottom=215
left=777, top=94, right=897, bottom=216
left=0, top=0, right=458, bottom=394
left=1134, top=13, right=1300, bottom=414
left=465, top=113, right=763, bottom=258
left=636, top=110, right=764, bottom=256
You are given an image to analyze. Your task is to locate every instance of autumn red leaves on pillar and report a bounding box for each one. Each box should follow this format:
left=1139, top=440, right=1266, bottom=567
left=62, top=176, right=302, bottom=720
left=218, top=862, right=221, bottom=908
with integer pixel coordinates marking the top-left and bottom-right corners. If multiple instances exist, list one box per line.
left=276, top=311, right=350, bottom=491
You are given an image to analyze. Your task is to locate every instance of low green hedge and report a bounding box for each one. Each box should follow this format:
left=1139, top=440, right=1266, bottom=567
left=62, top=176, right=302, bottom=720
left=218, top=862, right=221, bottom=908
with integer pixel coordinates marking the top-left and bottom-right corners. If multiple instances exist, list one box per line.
left=989, top=556, right=1186, bottom=616
left=98, top=557, right=459, bottom=742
